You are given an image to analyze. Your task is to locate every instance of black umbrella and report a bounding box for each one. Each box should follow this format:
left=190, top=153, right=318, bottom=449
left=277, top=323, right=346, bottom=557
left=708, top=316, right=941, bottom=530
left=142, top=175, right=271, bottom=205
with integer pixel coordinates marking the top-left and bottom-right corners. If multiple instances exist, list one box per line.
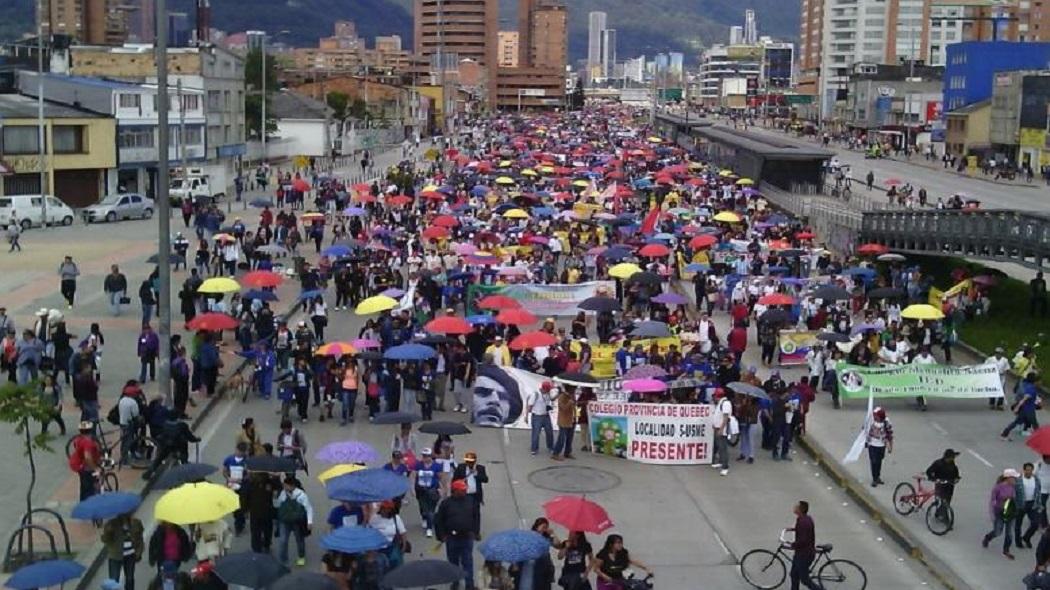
left=554, top=371, right=599, bottom=387
left=416, top=334, right=455, bottom=345
left=816, top=331, right=852, bottom=343
left=578, top=296, right=621, bottom=312
left=213, top=552, right=288, bottom=588
left=382, top=560, right=465, bottom=589
left=146, top=253, right=185, bottom=264
left=625, top=271, right=662, bottom=287
left=809, top=286, right=850, bottom=301
left=355, top=350, right=384, bottom=361
left=244, top=455, right=299, bottom=473
left=270, top=572, right=340, bottom=590
left=867, top=287, right=905, bottom=299
left=726, top=381, right=769, bottom=400
left=630, top=320, right=671, bottom=338
left=778, top=249, right=806, bottom=258
left=418, top=421, right=471, bottom=436
left=372, top=411, right=423, bottom=425
left=759, top=309, right=792, bottom=324
left=153, top=463, right=219, bottom=489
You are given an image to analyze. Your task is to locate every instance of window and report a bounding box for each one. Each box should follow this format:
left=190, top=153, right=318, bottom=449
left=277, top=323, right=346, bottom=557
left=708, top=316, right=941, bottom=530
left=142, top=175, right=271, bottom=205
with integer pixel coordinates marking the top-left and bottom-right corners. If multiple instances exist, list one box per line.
left=118, top=94, right=141, bottom=108
left=184, top=126, right=203, bottom=146
left=2, top=126, right=40, bottom=154
left=53, top=126, right=85, bottom=154
left=181, top=94, right=199, bottom=111
left=118, top=127, right=154, bottom=149
left=207, top=91, right=221, bottom=110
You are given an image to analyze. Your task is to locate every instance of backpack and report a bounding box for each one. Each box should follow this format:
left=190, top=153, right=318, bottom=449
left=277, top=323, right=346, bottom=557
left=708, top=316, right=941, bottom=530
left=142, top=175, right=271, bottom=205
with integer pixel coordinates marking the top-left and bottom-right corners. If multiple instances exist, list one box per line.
left=1002, top=498, right=1017, bottom=521
left=107, top=404, right=121, bottom=426
left=277, top=492, right=306, bottom=524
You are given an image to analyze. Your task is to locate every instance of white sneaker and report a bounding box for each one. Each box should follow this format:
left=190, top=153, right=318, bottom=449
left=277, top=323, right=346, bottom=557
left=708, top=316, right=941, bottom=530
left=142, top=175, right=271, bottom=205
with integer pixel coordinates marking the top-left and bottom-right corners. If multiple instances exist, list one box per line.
left=711, top=463, right=723, bottom=469
left=720, top=469, right=729, bottom=476
left=426, top=528, right=434, bottom=538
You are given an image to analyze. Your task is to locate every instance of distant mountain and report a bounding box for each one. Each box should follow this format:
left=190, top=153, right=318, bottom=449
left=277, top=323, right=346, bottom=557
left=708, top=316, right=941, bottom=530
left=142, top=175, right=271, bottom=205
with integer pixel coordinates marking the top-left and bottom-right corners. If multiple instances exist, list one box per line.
left=0, top=0, right=799, bottom=64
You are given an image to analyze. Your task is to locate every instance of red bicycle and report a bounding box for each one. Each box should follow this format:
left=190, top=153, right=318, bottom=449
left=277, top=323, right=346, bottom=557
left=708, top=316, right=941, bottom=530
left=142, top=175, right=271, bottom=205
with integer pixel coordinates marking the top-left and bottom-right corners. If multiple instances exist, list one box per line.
left=892, top=474, right=955, bottom=535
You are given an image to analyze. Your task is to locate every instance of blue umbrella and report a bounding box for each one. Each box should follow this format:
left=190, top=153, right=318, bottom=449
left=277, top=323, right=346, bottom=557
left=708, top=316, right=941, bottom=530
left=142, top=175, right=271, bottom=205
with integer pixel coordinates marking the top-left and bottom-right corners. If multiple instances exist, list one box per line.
left=652, top=232, right=676, bottom=242
left=299, top=289, right=324, bottom=300
left=71, top=492, right=141, bottom=520
left=6, top=559, right=85, bottom=589
left=479, top=529, right=551, bottom=562
left=685, top=263, right=710, bottom=273
left=633, top=178, right=653, bottom=189
left=343, top=207, right=367, bottom=216
left=250, top=198, right=273, bottom=208
left=327, top=468, right=411, bottom=502
left=243, top=289, right=279, bottom=302
left=321, top=525, right=390, bottom=554
left=842, top=267, right=876, bottom=277
left=322, top=245, right=352, bottom=258
left=467, top=314, right=495, bottom=325
left=384, top=343, right=437, bottom=361
left=471, top=186, right=490, bottom=197
left=532, top=206, right=555, bottom=217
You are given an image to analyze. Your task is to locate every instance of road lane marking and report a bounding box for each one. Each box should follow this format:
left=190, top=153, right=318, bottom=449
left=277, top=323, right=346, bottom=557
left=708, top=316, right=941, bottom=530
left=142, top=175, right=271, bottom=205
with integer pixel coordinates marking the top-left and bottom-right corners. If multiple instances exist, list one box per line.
left=967, top=448, right=994, bottom=468
left=930, top=422, right=948, bottom=436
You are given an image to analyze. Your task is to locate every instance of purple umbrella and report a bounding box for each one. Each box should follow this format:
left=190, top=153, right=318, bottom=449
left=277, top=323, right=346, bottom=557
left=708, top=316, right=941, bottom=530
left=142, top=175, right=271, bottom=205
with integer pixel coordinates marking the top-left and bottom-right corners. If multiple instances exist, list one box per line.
left=850, top=322, right=879, bottom=336
left=624, top=364, right=668, bottom=379
left=315, top=441, right=379, bottom=465
left=382, top=288, right=406, bottom=298
left=651, top=292, right=688, bottom=306
left=623, top=378, right=667, bottom=393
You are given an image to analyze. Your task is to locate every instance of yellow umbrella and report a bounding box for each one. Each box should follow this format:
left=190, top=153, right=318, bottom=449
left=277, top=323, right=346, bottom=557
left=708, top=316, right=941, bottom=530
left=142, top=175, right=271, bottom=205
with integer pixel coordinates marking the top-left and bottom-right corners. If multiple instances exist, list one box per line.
left=197, top=277, right=240, bottom=294
left=712, top=211, right=741, bottom=223
left=355, top=295, right=398, bottom=315
left=688, top=162, right=705, bottom=170
left=503, top=209, right=530, bottom=219
left=498, top=160, right=513, bottom=168
left=318, top=463, right=367, bottom=483
left=495, top=176, right=516, bottom=185
left=609, top=262, right=642, bottom=279
left=421, top=184, right=439, bottom=193
left=571, top=179, right=590, bottom=188
left=647, top=136, right=664, bottom=143
left=901, top=304, right=945, bottom=321
left=539, top=165, right=555, bottom=174
left=521, top=169, right=538, bottom=177
left=718, top=169, right=734, bottom=177
left=736, top=178, right=754, bottom=186
left=155, top=482, right=240, bottom=525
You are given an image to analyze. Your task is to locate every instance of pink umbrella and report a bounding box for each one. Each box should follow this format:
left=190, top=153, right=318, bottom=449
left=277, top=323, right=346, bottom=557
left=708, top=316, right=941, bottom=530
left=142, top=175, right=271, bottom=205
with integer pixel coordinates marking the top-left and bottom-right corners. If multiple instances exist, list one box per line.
left=352, top=338, right=381, bottom=349
left=623, top=378, right=667, bottom=393
left=587, top=246, right=608, bottom=256
left=452, top=242, right=478, bottom=255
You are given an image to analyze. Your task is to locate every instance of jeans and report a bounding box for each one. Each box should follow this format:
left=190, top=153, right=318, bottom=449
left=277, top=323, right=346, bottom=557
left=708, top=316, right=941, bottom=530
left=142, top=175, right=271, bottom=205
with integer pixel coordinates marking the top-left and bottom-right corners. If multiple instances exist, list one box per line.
left=739, top=423, right=754, bottom=459
left=984, top=517, right=1014, bottom=552
left=61, top=279, right=76, bottom=306
left=868, top=445, right=886, bottom=482
left=789, top=553, right=819, bottom=590
left=774, top=422, right=793, bottom=459
left=552, top=426, right=575, bottom=457
left=78, top=469, right=95, bottom=501
left=119, top=423, right=137, bottom=466
left=1016, top=500, right=1041, bottom=544
left=278, top=521, right=305, bottom=564
left=445, top=536, right=475, bottom=590
left=80, top=399, right=100, bottom=423
left=1002, top=409, right=1039, bottom=438
left=530, top=414, right=554, bottom=453
left=107, top=555, right=136, bottom=590
left=141, top=304, right=154, bottom=327
left=108, top=291, right=124, bottom=316
left=340, top=388, right=357, bottom=423
left=712, top=433, right=729, bottom=470
left=16, top=362, right=38, bottom=385
left=139, top=356, right=156, bottom=382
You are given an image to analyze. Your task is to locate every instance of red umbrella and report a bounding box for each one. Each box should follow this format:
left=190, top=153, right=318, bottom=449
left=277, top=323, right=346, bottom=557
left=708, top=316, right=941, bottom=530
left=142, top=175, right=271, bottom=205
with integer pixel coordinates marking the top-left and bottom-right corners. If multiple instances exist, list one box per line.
left=543, top=496, right=613, bottom=533
left=352, top=183, right=370, bottom=193
left=424, top=316, right=472, bottom=335
left=689, top=235, right=718, bottom=249
left=242, top=270, right=283, bottom=288
left=187, top=313, right=239, bottom=331
left=1026, top=426, right=1050, bottom=455
left=509, top=331, right=558, bottom=350
left=884, top=178, right=903, bottom=186
left=421, top=226, right=450, bottom=240
left=477, top=295, right=521, bottom=311
left=495, top=308, right=538, bottom=326
left=432, top=215, right=459, bottom=228
left=421, top=191, right=445, bottom=201
left=857, top=243, right=889, bottom=256
left=638, top=244, right=671, bottom=258
left=356, top=194, right=377, bottom=203
left=795, top=231, right=815, bottom=240
left=292, top=178, right=311, bottom=192
left=387, top=195, right=413, bottom=206
left=758, top=293, right=795, bottom=306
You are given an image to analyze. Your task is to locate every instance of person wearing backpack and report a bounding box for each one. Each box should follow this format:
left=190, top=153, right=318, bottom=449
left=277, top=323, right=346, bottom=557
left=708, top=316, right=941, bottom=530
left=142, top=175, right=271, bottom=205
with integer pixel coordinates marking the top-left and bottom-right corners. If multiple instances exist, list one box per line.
left=68, top=420, right=100, bottom=501
left=274, top=476, right=313, bottom=567
left=983, top=468, right=1020, bottom=560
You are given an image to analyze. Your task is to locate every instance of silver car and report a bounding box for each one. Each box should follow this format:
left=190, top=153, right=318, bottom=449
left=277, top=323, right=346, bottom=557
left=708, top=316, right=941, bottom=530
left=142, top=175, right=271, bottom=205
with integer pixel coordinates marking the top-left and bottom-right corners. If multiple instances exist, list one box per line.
left=82, top=193, right=155, bottom=223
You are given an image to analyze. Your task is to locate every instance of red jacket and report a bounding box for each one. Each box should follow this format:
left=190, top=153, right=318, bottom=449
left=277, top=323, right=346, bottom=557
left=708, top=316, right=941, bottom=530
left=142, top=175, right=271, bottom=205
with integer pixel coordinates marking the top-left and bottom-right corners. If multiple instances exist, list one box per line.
left=728, top=327, right=748, bottom=354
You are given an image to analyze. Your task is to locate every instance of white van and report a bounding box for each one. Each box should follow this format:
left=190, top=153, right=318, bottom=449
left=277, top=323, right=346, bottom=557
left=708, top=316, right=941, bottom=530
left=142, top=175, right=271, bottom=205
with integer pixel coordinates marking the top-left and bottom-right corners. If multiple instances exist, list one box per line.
left=0, top=194, right=76, bottom=230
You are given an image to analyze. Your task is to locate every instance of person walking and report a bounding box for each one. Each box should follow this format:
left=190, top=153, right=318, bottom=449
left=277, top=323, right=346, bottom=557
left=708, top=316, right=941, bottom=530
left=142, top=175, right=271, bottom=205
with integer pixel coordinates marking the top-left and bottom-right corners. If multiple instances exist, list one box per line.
left=103, top=265, right=128, bottom=317
left=987, top=347, right=1010, bottom=410
left=1003, top=373, right=1041, bottom=441
left=68, top=420, right=100, bottom=501
left=1017, top=462, right=1043, bottom=548
left=147, top=521, right=193, bottom=584
left=101, top=513, right=144, bottom=590
left=7, top=220, right=21, bottom=252
left=244, top=467, right=280, bottom=554
left=138, top=278, right=157, bottom=328
left=788, top=501, right=820, bottom=590
left=526, top=381, right=555, bottom=456
left=58, top=256, right=80, bottom=309
left=412, top=447, right=443, bottom=538
left=274, top=475, right=313, bottom=567
left=983, top=468, right=1020, bottom=560
left=711, top=389, right=733, bottom=476
left=865, top=407, right=893, bottom=487
left=435, top=479, right=480, bottom=590
left=38, top=374, right=66, bottom=435
left=136, top=324, right=159, bottom=383
left=452, top=450, right=488, bottom=532
left=551, top=386, right=577, bottom=460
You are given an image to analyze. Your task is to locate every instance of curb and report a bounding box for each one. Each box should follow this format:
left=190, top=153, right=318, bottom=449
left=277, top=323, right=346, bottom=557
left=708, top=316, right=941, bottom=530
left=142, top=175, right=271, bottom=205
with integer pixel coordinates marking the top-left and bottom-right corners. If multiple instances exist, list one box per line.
left=667, top=279, right=970, bottom=590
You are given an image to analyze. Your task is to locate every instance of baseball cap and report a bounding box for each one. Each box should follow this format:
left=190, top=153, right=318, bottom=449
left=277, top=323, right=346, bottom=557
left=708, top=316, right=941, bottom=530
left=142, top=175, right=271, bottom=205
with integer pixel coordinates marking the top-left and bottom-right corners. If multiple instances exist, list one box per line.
left=420, top=447, right=433, bottom=456
left=79, top=420, right=94, bottom=431
left=451, top=479, right=468, bottom=493
left=1004, top=468, right=1021, bottom=478
left=943, top=449, right=960, bottom=458
left=464, top=451, right=477, bottom=462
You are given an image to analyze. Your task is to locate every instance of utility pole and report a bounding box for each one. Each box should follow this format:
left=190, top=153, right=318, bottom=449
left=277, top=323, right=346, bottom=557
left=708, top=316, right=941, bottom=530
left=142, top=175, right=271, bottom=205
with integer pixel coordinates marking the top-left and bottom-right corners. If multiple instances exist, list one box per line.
left=37, top=3, right=46, bottom=225
left=261, top=34, right=267, bottom=162
left=155, top=0, right=173, bottom=403
left=178, top=78, right=188, bottom=184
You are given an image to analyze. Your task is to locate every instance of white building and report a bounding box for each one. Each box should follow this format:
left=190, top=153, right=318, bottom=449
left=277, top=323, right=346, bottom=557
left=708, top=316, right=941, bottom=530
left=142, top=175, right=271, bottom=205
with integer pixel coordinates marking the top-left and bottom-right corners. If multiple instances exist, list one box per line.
left=587, top=11, right=607, bottom=81
left=602, top=29, right=617, bottom=79
left=263, top=90, right=333, bottom=159
left=928, top=2, right=965, bottom=66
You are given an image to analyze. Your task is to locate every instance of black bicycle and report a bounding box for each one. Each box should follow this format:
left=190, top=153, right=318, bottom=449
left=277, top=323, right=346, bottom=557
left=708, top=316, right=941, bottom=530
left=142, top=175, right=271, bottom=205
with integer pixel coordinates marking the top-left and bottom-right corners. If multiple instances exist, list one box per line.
left=65, top=420, right=155, bottom=471
left=740, top=530, right=867, bottom=589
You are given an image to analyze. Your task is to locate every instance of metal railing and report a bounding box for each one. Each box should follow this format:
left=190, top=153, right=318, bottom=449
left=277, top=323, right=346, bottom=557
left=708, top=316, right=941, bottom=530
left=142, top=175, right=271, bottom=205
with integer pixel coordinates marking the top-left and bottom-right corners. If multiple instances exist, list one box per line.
left=861, top=209, right=1050, bottom=269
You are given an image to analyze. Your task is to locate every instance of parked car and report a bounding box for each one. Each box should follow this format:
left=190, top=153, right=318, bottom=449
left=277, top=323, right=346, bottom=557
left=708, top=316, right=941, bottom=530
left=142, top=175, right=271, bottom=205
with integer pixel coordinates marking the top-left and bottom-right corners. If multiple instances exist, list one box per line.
left=0, top=194, right=76, bottom=229
left=82, top=193, right=154, bottom=223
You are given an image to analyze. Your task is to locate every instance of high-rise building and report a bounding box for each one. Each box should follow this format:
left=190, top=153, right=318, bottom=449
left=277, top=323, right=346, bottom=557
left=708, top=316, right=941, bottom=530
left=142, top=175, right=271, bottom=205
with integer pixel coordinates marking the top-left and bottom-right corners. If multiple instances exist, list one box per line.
left=39, top=0, right=129, bottom=45
left=729, top=26, right=744, bottom=45
left=588, top=11, right=607, bottom=73
left=518, top=0, right=566, bottom=69
left=126, top=0, right=155, bottom=42
left=498, top=31, right=520, bottom=67
left=797, top=0, right=822, bottom=97
left=669, top=52, right=684, bottom=76
left=744, top=10, right=758, bottom=44
left=601, top=29, right=617, bottom=78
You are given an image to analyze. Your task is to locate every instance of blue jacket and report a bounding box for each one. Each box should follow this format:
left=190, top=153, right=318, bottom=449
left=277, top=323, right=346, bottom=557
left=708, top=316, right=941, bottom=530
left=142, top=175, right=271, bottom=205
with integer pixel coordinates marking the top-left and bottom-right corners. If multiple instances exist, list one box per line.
left=1016, top=475, right=1043, bottom=504
left=199, top=342, right=220, bottom=369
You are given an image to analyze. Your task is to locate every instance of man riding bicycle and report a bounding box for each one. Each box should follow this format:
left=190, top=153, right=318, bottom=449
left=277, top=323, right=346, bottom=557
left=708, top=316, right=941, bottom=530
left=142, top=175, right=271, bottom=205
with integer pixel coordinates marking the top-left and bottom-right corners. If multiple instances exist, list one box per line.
left=926, top=448, right=961, bottom=507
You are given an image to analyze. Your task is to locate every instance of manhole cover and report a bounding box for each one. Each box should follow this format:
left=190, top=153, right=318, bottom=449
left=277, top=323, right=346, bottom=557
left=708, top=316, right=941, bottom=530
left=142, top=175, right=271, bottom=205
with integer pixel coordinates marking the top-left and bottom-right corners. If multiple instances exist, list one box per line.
left=528, top=466, right=622, bottom=493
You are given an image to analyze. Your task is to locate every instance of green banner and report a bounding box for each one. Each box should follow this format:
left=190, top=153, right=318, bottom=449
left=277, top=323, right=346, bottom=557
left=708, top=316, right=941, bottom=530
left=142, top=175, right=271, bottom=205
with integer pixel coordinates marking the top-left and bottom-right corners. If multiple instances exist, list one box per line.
left=836, top=362, right=1004, bottom=399
left=465, top=284, right=505, bottom=315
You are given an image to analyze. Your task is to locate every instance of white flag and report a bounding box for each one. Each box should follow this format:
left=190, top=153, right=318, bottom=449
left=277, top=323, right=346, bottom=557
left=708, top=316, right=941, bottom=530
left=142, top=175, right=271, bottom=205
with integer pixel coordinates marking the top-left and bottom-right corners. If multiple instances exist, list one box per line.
left=843, top=392, right=873, bottom=463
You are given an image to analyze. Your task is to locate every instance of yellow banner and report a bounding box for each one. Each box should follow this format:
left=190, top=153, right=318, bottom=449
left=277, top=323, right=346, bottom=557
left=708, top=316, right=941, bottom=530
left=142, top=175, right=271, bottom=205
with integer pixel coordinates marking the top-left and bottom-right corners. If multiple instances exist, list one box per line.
left=578, top=337, right=683, bottom=379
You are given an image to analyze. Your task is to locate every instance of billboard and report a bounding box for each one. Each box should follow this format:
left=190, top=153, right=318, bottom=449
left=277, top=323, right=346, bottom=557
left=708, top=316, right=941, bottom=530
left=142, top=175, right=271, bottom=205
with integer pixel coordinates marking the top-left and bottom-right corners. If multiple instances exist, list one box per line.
left=765, top=47, right=794, bottom=88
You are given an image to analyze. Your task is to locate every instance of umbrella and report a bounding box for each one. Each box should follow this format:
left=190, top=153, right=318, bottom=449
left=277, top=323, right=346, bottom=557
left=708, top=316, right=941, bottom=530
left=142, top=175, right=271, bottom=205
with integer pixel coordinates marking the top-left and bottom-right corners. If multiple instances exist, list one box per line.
left=651, top=292, right=688, bottom=306
left=851, top=322, right=880, bottom=336
left=198, top=277, right=240, bottom=294
left=759, top=309, right=792, bottom=324
left=186, top=312, right=239, bottom=331
left=244, top=455, right=299, bottom=473
left=315, top=441, right=378, bottom=464
left=816, top=331, right=852, bottom=343
left=579, top=296, right=621, bottom=312
left=884, top=178, right=903, bottom=186
left=422, top=226, right=451, bottom=240
left=317, top=463, right=367, bottom=483
left=146, top=253, right=185, bottom=265
left=630, top=321, right=671, bottom=338
left=554, top=371, right=599, bottom=387
left=758, top=293, right=795, bottom=306
left=623, top=378, right=667, bottom=393
left=1027, top=426, right=1050, bottom=455
left=326, top=468, right=411, bottom=502
left=877, top=253, right=907, bottom=262
left=71, top=492, right=141, bottom=520
left=154, top=482, right=240, bottom=525
left=243, top=289, right=279, bottom=302
left=510, top=331, right=558, bottom=350
left=371, top=411, right=422, bottom=425
left=857, top=243, right=889, bottom=256
left=902, top=304, right=945, bottom=321
left=477, top=295, right=522, bottom=310
left=495, top=308, right=538, bottom=326
left=355, top=295, right=398, bottom=315
left=321, top=525, right=390, bottom=554
left=625, top=272, right=662, bottom=287
left=322, top=244, right=353, bottom=258
left=343, top=206, right=367, bottom=216
left=384, top=343, right=437, bottom=361
left=685, top=263, right=710, bottom=273
left=713, top=211, right=741, bottom=223
left=299, top=289, right=325, bottom=301
left=153, top=463, right=219, bottom=490
left=727, top=381, right=769, bottom=400
left=503, top=208, right=530, bottom=219
left=315, top=342, right=357, bottom=357
left=292, top=178, right=311, bottom=192
left=638, top=243, right=671, bottom=258
left=624, top=365, right=668, bottom=379
left=608, top=263, right=642, bottom=279
left=543, top=496, right=613, bottom=533
left=351, top=338, right=381, bottom=349
left=809, top=286, right=850, bottom=301
left=270, top=572, right=340, bottom=590
left=689, top=234, right=718, bottom=249
left=6, top=560, right=85, bottom=590
left=382, top=560, right=465, bottom=589
left=425, top=316, right=473, bottom=335
left=213, top=552, right=289, bottom=588
left=249, top=198, right=274, bottom=208
left=867, top=287, right=905, bottom=299
left=479, top=529, right=551, bottom=562
left=418, top=421, right=472, bottom=436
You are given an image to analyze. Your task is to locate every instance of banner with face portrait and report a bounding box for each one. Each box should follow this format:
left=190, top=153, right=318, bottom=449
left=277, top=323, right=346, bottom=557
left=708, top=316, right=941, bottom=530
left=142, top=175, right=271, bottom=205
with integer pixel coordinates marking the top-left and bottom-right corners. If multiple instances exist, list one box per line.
left=587, top=401, right=716, bottom=465
left=472, top=366, right=565, bottom=429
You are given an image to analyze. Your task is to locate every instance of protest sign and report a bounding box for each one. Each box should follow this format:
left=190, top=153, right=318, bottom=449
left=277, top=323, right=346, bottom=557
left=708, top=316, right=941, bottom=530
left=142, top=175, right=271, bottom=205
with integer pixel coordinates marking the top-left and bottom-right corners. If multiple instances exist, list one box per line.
left=588, top=402, right=715, bottom=465
left=467, top=282, right=615, bottom=316
left=836, top=362, right=1004, bottom=399
left=778, top=330, right=819, bottom=366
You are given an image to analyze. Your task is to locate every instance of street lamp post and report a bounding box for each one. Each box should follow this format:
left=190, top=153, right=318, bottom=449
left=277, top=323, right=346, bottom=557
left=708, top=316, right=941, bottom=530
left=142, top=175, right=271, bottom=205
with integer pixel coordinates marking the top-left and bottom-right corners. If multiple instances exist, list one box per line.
left=36, top=4, right=46, bottom=226
left=155, top=0, right=173, bottom=403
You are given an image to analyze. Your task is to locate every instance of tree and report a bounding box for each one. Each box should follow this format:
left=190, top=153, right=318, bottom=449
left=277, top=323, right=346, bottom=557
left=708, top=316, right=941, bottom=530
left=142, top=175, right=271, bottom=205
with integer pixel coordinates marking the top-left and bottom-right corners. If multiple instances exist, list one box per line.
left=0, top=381, right=55, bottom=565
left=326, top=91, right=350, bottom=122
left=244, top=48, right=279, bottom=140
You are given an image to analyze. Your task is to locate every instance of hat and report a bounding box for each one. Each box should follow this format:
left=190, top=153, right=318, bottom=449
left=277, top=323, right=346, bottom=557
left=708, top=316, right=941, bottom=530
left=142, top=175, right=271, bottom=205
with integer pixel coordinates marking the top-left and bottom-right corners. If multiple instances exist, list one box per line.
left=995, top=347, right=1005, bottom=353
left=464, top=451, right=477, bottom=462
left=37, top=308, right=49, bottom=316
left=298, top=321, right=307, bottom=327
left=420, top=447, right=433, bottom=456
left=446, top=308, right=455, bottom=314
left=943, top=449, right=960, bottom=458
left=79, top=420, right=94, bottom=431
left=1004, top=468, right=1021, bottom=478
left=541, top=381, right=553, bottom=392
left=391, top=449, right=403, bottom=458
left=451, top=479, right=468, bottom=493
left=545, top=317, right=555, bottom=323
left=494, top=335, right=503, bottom=341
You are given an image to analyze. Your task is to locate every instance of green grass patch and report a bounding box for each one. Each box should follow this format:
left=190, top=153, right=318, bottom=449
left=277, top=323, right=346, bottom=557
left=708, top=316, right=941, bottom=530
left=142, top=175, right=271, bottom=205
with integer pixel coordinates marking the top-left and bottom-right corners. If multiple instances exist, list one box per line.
left=911, top=255, right=1048, bottom=364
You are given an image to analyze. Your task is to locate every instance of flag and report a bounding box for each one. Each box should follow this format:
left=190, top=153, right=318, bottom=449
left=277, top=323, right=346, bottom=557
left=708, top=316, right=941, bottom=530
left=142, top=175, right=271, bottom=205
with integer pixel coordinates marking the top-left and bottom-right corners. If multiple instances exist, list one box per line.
left=844, top=392, right=873, bottom=463
left=640, top=207, right=661, bottom=235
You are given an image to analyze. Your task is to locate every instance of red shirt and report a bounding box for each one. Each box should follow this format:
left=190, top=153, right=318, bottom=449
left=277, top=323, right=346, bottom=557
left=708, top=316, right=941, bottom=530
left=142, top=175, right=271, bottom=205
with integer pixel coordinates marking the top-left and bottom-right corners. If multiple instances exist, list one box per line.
left=728, top=327, right=748, bottom=354
left=731, top=303, right=749, bottom=324
left=68, top=435, right=99, bottom=472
